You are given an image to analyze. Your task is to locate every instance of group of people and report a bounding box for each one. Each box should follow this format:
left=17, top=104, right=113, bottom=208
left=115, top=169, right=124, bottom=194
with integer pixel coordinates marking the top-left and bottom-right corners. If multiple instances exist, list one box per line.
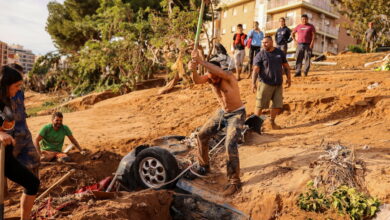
left=232, top=14, right=316, bottom=79
left=188, top=16, right=297, bottom=195
left=0, top=64, right=84, bottom=219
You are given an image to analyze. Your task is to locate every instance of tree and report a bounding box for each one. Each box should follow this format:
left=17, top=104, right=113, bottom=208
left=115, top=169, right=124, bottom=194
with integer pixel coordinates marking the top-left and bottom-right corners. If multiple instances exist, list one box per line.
left=46, top=0, right=100, bottom=54
left=334, top=0, right=390, bottom=46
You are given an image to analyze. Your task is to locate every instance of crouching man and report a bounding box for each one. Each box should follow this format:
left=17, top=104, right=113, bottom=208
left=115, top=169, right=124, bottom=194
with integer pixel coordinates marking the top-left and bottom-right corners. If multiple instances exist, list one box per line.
left=188, top=49, right=246, bottom=196
left=34, top=112, right=85, bottom=162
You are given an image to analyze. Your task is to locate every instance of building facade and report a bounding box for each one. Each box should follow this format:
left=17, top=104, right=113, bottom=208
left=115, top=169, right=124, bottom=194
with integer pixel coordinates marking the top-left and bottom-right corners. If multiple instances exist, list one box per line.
left=0, top=41, right=8, bottom=66
left=7, top=44, right=35, bottom=72
left=213, top=0, right=356, bottom=57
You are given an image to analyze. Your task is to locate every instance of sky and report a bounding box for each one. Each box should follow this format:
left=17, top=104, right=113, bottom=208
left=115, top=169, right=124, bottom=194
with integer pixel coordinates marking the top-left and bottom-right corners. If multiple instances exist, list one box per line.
left=0, top=0, right=64, bottom=55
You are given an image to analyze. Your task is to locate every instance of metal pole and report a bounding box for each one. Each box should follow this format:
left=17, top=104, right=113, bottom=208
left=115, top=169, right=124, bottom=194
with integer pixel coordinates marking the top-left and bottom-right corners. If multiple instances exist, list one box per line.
left=194, top=0, right=206, bottom=48
left=0, top=143, right=5, bottom=220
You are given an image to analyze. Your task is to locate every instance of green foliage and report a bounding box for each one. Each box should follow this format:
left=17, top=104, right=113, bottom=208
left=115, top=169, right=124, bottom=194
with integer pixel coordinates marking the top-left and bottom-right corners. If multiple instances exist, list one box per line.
left=347, top=45, right=366, bottom=53
left=298, top=181, right=331, bottom=213
left=42, top=0, right=212, bottom=95
left=297, top=182, right=381, bottom=220
left=46, top=0, right=100, bottom=53
left=26, top=100, right=59, bottom=117
left=335, top=0, right=390, bottom=46
left=331, top=186, right=381, bottom=220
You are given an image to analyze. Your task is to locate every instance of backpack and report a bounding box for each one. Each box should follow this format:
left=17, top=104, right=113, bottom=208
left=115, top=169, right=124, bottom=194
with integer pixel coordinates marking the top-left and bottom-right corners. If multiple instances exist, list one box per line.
left=234, top=33, right=246, bottom=48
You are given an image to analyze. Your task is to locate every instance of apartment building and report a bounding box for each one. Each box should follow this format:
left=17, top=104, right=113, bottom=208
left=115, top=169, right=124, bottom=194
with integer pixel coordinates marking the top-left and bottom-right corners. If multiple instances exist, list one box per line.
left=0, top=41, right=8, bottom=66
left=213, top=0, right=357, bottom=57
left=7, top=44, right=35, bottom=72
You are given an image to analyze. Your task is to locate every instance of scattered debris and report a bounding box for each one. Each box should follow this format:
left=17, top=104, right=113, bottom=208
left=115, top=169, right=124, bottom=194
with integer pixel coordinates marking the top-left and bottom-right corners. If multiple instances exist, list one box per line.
left=364, top=53, right=390, bottom=67
left=323, top=120, right=341, bottom=126
left=312, top=61, right=337, bottom=66
left=313, top=54, right=326, bottom=62
left=312, top=144, right=366, bottom=193
left=36, top=169, right=76, bottom=202
left=367, top=82, right=380, bottom=90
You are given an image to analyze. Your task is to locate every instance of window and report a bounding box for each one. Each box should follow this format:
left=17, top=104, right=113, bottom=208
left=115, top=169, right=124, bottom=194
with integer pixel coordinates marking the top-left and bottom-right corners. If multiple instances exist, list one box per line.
left=243, top=24, right=247, bottom=30
left=222, top=29, right=226, bottom=34
left=231, top=26, right=236, bottom=33
left=243, top=5, right=248, bottom=13
left=233, top=8, right=237, bottom=16
left=223, top=11, right=227, bottom=18
left=286, top=11, right=295, bottom=18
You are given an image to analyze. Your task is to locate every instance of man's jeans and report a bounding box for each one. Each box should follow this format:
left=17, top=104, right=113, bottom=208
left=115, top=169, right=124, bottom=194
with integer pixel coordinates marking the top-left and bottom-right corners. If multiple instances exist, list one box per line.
left=295, top=43, right=312, bottom=76
left=197, top=108, right=246, bottom=184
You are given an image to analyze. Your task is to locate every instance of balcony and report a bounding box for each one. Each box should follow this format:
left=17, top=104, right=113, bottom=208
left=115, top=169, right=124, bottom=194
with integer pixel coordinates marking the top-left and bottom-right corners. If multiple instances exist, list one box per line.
left=267, top=0, right=339, bottom=18
left=265, top=16, right=338, bottom=39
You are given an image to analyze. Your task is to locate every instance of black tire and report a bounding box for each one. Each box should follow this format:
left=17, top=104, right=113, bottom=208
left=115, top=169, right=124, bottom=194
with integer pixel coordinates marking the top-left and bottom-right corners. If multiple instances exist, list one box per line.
left=133, top=147, right=179, bottom=189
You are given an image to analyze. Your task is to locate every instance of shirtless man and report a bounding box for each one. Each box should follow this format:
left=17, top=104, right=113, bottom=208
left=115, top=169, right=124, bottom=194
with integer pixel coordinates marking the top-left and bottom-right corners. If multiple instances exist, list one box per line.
left=188, top=49, right=246, bottom=196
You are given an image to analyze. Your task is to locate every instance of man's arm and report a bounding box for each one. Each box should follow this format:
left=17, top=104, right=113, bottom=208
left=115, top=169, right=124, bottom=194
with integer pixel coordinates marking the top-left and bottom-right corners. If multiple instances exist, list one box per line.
left=310, top=26, right=316, bottom=49
left=34, top=135, right=43, bottom=156
left=291, top=29, right=297, bottom=42
left=67, top=135, right=82, bottom=152
left=188, top=60, right=208, bottom=84
left=282, top=62, right=291, bottom=88
left=252, top=65, right=260, bottom=93
left=198, top=60, right=231, bottom=80
left=191, top=50, right=231, bottom=81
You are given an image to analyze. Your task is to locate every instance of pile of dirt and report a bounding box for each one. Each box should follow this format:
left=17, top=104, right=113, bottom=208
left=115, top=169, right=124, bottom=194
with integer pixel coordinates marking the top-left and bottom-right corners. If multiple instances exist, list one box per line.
left=69, top=190, right=173, bottom=220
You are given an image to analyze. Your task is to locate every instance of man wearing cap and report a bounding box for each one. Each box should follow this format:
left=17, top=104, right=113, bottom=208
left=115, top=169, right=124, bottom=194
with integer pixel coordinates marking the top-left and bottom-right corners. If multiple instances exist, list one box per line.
left=188, top=49, right=245, bottom=196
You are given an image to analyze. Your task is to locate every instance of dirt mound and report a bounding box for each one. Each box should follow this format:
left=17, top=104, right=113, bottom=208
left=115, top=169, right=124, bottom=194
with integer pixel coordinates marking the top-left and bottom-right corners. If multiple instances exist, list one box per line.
left=3, top=64, right=388, bottom=219
left=311, top=52, right=388, bottom=71
left=69, top=190, right=173, bottom=220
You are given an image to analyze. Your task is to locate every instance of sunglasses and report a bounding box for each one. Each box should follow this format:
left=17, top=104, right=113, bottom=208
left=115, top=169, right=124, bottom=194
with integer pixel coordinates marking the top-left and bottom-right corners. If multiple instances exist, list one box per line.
left=0, top=106, right=15, bottom=131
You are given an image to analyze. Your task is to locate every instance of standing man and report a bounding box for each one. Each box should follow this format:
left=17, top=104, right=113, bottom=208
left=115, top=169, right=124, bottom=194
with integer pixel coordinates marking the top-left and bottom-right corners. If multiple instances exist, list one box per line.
left=188, top=50, right=245, bottom=196
left=246, top=21, right=264, bottom=78
left=365, top=22, right=377, bottom=53
left=275, top=17, right=292, bottom=55
left=292, top=14, right=316, bottom=77
left=34, top=112, right=85, bottom=162
left=232, top=24, right=247, bottom=81
left=252, top=36, right=291, bottom=130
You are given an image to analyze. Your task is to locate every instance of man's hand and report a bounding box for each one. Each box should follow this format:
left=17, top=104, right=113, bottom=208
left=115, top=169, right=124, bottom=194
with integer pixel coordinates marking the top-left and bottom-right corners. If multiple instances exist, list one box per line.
left=310, top=43, right=314, bottom=49
left=286, top=78, right=291, bottom=88
left=191, top=49, right=202, bottom=63
left=252, top=83, right=257, bottom=93
left=0, top=132, right=15, bottom=146
left=188, top=60, right=197, bottom=71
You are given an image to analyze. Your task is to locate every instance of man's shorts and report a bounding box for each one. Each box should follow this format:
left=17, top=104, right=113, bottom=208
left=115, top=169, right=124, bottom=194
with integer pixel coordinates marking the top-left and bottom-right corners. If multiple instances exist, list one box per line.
left=234, top=49, right=245, bottom=68
left=256, top=81, right=283, bottom=109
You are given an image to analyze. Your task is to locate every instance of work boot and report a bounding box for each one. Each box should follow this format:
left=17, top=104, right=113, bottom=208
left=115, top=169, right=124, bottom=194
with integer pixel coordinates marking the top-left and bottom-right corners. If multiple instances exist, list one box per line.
left=222, top=183, right=241, bottom=196
left=270, top=120, right=282, bottom=130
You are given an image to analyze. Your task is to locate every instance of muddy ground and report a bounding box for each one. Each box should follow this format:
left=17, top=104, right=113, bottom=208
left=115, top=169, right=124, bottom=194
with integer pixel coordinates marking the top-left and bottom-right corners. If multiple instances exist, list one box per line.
left=4, top=52, right=390, bottom=219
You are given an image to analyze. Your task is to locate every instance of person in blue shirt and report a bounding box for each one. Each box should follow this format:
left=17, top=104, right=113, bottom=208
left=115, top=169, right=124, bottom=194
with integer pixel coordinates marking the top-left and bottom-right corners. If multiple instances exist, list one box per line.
left=8, top=64, right=40, bottom=176
left=246, top=21, right=264, bottom=78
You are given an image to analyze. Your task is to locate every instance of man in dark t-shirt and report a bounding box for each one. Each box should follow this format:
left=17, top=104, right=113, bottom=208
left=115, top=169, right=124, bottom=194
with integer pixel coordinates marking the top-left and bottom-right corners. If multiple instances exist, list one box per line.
left=252, top=36, right=291, bottom=129
left=292, top=14, right=316, bottom=77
